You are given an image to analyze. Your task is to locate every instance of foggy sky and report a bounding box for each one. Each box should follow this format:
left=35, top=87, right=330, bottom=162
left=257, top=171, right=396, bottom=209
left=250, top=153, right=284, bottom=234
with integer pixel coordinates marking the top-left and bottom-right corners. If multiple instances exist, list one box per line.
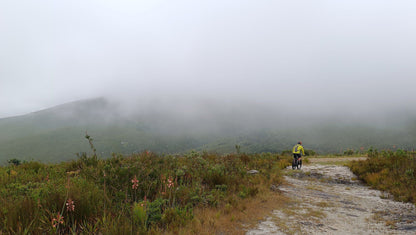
left=1, top=0, right=416, bottom=118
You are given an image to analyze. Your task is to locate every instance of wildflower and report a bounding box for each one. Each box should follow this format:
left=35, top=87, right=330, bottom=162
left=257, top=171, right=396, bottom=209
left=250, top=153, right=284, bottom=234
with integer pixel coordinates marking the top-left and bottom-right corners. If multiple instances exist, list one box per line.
left=131, top=175, right=139, bottom=189
left=167, top=176, right=174, bottom=189
left=66, top=198, right=75, bottom=212
left=52, top=213, right=64, bottom=228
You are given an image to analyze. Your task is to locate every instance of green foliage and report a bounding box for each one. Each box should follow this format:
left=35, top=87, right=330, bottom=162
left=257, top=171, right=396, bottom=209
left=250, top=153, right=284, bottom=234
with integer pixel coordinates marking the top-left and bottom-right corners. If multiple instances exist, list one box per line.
left=343, top=149, right=355, bottom=156
left=349, top=149, right=416, bottom=203
left=304, top=149, right=317, bottom=156
left=0, top=149, right=287, bottom=234
left=238, top=185, right=259, bottom=199
left=367, top=146, right=379, bottom=158
left=7, top=158, right=21, bottom=166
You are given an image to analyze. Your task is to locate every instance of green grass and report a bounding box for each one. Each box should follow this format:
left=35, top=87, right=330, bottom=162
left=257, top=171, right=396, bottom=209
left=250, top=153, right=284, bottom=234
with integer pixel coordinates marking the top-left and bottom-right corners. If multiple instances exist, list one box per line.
left=0, top=146, right=291, bottom=234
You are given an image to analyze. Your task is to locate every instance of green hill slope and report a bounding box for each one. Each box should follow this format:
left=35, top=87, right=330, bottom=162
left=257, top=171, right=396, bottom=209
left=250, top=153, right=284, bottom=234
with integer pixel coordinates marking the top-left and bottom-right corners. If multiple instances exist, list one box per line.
left=1, top=97, right=416, bottom=163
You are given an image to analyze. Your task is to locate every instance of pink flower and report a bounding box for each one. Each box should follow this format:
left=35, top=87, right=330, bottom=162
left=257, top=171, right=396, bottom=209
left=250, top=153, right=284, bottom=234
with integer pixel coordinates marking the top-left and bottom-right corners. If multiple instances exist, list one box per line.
left=131, top=175, right=139, bottom=189
left=167, top=177, right=174, bottom=189
left=52, top=213, right=64, bottom=228
left=66, top=198, right=75, bottom=212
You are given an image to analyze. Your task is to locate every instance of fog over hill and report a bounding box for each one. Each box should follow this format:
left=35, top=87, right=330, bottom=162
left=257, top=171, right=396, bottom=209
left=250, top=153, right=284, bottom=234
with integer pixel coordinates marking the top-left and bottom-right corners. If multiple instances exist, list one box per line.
left=1, top=1, right=416, bottom=119
left=2, top=1, right=416, bottom=163
left=0, top=97, right=415, bottom=163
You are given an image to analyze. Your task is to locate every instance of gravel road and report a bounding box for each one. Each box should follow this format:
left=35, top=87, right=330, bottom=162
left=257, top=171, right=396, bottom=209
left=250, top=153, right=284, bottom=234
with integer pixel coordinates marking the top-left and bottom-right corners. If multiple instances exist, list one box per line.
left=247, top=164, right=416, bottom=235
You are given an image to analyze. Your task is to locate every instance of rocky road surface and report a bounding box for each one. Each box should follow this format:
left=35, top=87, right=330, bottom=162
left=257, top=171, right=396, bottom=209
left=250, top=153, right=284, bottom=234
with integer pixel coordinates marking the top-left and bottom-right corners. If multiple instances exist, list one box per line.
left=247, top=163, right=416, bottom=235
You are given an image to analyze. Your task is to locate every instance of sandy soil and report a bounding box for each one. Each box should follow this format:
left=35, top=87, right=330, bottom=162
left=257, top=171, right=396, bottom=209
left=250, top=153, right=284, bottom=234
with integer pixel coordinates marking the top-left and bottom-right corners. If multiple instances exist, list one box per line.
left=246, top=164, right=416, bottom=235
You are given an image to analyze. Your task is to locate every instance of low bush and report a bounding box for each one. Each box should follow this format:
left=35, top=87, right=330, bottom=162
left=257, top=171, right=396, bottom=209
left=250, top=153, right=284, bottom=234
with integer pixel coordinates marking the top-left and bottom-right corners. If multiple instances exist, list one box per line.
left=349, top=149, right=416, bottom=203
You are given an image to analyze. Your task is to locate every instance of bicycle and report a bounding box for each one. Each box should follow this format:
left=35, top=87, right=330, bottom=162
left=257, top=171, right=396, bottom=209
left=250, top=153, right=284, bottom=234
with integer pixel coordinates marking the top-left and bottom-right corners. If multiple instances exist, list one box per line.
left=292, top=156, right=302, bottom=170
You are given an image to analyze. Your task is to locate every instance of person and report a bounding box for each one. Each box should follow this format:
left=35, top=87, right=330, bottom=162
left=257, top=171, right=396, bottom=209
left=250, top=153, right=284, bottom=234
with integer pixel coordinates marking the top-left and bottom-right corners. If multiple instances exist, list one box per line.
left=292, top=141, right=305, bottom=168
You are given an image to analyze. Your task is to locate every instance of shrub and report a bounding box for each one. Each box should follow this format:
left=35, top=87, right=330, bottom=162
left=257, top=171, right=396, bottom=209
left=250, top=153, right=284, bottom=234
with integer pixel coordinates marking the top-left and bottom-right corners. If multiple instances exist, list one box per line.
left=146, top=198, right=166, bottom=226
left=7, top=158, right=21, bottom=166
left=132, top=202, right=147, bottom=231
left=350, top=149, right=416, bottom=203
left=203, top=164, right=227, bottom=188
left=304, top=149, right=317, bottom=156
left=343, top=149, right=354, bottom=156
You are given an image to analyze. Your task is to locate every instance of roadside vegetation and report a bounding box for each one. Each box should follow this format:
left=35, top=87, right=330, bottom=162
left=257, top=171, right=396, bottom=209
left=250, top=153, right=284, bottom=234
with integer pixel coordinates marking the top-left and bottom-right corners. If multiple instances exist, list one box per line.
left=349, top=148, right=416, bottom=203
left=0, top=136, right=291, bottom=234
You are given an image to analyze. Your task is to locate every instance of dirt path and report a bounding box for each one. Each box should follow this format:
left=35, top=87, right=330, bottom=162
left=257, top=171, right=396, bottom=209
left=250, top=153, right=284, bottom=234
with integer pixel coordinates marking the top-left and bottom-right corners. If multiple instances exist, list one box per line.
left=246, top=160, right=416, bottom=234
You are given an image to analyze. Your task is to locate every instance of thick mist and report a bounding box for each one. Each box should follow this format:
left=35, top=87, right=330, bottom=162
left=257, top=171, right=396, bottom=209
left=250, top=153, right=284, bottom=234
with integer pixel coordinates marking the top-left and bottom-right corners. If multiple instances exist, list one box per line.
left=1, top=0, right=416, bottom=121
left=1, top=0, right=416, bottom=159
left=36, top=95, right=415, bottom=138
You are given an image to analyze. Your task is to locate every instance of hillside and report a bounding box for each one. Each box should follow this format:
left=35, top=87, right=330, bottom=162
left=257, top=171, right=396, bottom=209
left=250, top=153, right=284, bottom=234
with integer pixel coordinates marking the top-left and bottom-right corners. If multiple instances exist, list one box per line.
left=0, top=98, right=214, bottom=162
left=0, top=97, right=416, bottom=163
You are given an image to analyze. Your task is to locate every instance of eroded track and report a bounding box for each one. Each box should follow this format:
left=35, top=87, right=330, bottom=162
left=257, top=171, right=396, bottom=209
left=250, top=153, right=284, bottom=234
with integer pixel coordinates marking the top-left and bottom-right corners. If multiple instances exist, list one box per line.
left=247, top=164, right=416, bottom=234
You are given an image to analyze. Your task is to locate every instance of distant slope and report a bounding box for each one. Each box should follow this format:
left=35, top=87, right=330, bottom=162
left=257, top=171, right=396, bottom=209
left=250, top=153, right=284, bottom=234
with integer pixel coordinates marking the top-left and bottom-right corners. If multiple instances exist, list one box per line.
left=0, top=98, right=222, bottom=163
left=1, top=97, right=415, bottom=163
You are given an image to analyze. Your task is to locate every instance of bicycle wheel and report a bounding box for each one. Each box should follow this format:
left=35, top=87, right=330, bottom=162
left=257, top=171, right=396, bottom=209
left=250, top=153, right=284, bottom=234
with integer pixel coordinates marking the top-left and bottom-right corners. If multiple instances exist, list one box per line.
left=297, top=159, right=302, bottom=169
left=292, top=159, right=297, bottom=170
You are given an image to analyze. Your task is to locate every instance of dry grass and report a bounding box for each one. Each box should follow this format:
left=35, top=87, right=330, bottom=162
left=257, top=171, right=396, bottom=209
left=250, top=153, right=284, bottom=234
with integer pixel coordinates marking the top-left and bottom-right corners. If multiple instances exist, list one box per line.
left=308, top=156, right=367, bottom=166
left=385, top=220, right=397, bottom=229
left=350, top=151, right=416, bottom=203
left=316, top=201, right=332, bottom=208
left=304, top=208, right=326, bottom=219
left=164, top=187, right=289, bottom=234
left=306, top=185, right=323, bottom=191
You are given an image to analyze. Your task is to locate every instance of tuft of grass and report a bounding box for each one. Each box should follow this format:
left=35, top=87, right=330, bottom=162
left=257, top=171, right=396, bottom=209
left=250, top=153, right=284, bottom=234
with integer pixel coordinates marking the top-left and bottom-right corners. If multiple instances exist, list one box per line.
left=304, top=208, right=326, bottom=219
left=385, top=220, right=397, bottom=229
left=306, top=185, right=323, bottom=191
left=316, top=201, right=331, bottom=208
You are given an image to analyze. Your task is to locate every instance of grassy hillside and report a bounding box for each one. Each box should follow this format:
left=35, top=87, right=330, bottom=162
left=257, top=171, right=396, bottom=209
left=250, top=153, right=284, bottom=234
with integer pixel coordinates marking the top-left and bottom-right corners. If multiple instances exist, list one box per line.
left=1, top=98, right=416, bottom=163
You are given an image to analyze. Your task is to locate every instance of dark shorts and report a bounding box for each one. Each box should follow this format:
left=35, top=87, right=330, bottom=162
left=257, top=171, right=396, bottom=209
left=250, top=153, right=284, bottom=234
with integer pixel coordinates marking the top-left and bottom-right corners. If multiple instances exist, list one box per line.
left=293, top=153, right=301, bottom=159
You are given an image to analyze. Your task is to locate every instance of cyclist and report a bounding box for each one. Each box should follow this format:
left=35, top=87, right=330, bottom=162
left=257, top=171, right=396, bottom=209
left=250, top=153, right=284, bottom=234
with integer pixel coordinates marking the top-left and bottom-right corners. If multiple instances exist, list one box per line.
left=292, top=141, right=305, bottom=169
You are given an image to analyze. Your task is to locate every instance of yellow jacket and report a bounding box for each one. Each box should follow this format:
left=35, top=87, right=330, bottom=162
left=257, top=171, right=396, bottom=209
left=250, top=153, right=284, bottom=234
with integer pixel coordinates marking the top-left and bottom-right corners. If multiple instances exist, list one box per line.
left=292, top=144, right=305, bottom=155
